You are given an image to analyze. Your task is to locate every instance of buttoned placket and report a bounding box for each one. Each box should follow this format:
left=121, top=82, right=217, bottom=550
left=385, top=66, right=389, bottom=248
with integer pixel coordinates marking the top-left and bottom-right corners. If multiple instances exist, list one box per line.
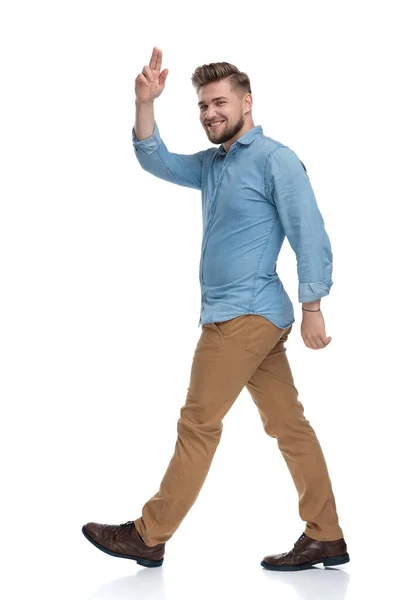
left=198, top=144, right=239, bottom=325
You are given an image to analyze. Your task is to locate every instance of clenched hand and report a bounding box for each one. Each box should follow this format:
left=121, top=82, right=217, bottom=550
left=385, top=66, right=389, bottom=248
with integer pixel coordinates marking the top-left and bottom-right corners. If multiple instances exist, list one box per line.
left=301, top=310, right=332, bottom=349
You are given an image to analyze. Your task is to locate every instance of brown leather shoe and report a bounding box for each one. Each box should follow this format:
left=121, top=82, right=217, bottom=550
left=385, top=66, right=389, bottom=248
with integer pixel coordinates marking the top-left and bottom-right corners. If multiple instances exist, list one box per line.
left=82, top=520, right=165, bottom=568
left=261, top=532, right=350, bottom=571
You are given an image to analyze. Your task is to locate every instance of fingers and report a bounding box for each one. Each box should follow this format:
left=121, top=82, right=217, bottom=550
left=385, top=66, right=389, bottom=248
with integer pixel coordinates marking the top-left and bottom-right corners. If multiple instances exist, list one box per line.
left=303, top=336, right=332, bottom=349
left=149, top=46, right=162, bottom=72
left=149, top=46, right=157, bottom=69
left=136, top=73, right=148, bottom=86
left=142, top=65, right=154, bottom=81
left=156, top=47, right=162, bottom=72
left=159, top=68, right=169, bottom=86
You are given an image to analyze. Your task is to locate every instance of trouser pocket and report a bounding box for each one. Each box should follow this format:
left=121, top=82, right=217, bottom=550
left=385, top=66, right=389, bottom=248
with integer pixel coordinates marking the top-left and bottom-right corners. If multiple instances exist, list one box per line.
left=245, top=314, right=288, bottom=356
left=210, top=315, right=249, bottom=339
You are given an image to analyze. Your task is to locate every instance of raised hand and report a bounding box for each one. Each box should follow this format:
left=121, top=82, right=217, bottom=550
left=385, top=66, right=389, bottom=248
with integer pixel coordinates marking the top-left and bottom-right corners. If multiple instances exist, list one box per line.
left=135, top=46, right=169, bottom=104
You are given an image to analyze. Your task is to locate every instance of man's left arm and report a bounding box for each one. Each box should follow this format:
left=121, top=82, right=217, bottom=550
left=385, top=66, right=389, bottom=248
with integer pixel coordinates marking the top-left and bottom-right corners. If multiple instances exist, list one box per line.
left=267, top=146, right=333, bottom=349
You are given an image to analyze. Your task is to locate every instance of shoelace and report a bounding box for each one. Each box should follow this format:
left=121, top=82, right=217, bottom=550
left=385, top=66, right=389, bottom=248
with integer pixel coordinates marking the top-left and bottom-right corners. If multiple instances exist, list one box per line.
left=294, top=532, right=307, bottom=546
left=112, top=520, right=134, bottom=535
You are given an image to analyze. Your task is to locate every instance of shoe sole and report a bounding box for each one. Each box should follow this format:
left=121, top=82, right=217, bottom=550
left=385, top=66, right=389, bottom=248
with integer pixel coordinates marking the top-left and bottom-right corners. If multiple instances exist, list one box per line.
left=261, top=553, right=350, bottom=571
left=81, top=525, right=164, bottom=568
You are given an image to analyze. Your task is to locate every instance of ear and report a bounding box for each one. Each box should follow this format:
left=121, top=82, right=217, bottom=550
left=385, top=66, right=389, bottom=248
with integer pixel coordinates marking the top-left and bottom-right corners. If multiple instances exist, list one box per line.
left=243, top=93, right=252, bottom=114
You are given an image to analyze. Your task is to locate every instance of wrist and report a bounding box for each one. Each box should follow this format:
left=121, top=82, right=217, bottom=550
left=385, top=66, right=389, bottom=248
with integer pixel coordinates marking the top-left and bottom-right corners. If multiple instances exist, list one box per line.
left=302, top=299, right=321, bottom=310
left=135, top=99, right=154, bottom=106
left=302, top=299, right=321, bottom=313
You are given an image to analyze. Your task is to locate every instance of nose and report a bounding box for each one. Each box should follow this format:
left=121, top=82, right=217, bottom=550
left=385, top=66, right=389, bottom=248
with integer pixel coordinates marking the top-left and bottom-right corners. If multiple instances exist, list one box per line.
left=204, top=107, right=218, bottom=122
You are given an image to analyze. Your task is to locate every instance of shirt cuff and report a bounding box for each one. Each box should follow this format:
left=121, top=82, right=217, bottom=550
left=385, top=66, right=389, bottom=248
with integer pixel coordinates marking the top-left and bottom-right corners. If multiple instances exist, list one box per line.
left=298, top=280, right=333, bottom=303
left=132, top=122, right=161, bottom=155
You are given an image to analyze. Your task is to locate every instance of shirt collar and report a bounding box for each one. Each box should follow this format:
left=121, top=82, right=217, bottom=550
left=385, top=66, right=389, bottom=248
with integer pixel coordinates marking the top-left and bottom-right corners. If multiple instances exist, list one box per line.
left=217, top=124, right=263, bottom=156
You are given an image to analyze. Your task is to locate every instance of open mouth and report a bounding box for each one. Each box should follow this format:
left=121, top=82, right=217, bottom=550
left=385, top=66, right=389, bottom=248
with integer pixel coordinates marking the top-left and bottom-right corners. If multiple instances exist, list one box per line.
left=207, top=120, right=225, bottom=130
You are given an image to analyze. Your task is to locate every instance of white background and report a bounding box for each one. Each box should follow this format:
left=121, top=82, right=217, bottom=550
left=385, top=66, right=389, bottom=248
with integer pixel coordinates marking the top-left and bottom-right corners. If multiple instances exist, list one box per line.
left=1, top=1, right=392, bottom=598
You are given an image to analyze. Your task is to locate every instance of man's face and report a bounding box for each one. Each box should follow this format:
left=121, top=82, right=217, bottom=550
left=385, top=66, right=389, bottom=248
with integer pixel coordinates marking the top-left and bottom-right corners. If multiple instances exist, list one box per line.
left=198, top=79, right=247, bottom=145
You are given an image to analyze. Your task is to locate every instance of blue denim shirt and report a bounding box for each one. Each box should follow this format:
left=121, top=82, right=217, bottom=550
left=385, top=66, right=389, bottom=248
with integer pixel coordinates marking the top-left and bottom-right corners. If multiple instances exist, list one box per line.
left=132, top=122, right=333, bottom=329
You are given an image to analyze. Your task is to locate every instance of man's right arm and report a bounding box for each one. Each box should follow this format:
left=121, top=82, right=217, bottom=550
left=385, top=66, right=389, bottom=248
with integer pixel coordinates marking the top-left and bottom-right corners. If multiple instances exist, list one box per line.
left=134, top=100, right=155, bottom=140
left=133, top=100, right=205, bottom=191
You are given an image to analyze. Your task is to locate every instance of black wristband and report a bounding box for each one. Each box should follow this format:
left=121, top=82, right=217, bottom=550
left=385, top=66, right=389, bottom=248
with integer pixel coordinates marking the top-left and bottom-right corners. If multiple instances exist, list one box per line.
left=302, top=308, right=321, bottom=312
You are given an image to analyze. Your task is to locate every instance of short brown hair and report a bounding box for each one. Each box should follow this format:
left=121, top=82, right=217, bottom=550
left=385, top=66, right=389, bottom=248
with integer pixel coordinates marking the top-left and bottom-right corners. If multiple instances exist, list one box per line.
left=191, top=61, right=251, bottom=98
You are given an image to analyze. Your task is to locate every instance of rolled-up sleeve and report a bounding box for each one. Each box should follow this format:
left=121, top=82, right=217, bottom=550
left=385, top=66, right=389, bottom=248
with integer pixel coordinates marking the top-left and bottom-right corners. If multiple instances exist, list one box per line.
left=267, top=146, right=333, bottom=303
left=132, top=122, right=205, bottom=190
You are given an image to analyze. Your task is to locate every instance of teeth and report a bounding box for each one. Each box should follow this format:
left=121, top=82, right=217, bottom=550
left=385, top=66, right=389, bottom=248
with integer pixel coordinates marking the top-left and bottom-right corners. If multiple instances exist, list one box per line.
left=209, top=120, right=224, bottom=127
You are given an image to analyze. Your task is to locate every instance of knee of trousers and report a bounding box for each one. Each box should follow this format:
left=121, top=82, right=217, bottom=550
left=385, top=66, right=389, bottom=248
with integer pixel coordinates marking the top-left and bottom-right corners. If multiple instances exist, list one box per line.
left=177, top=415, right=223, bottom=442
left=262, top=416, right=315, bottom=440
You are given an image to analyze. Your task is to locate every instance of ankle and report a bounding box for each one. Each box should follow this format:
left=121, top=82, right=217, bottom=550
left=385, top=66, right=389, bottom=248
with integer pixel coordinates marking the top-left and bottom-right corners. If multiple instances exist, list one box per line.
left=136, top=530, right=146, bottom=544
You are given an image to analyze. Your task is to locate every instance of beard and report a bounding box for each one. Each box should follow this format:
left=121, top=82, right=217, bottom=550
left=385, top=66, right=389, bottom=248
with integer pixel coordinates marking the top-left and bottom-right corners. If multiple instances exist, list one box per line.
left=207, top=114, right=245, bottom=145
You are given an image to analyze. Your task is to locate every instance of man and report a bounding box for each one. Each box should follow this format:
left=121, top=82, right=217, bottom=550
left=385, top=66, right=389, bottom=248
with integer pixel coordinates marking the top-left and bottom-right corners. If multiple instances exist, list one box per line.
left=82, top=46, right=349, bottom=571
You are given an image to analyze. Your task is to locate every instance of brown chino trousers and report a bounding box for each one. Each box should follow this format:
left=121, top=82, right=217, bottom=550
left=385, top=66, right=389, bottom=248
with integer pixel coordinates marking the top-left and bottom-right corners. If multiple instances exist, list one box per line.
left=133, top=314, right=344, bottom=546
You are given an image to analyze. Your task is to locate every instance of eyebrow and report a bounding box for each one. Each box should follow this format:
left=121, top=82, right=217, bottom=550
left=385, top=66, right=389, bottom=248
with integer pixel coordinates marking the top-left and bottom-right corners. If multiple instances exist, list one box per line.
left=198, top=96, right=228, bottom=107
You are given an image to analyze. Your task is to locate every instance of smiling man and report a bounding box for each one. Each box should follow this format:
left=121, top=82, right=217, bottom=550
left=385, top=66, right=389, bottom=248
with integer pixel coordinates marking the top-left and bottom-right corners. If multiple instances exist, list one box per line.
left=82, top=46, right=349, bottom=572
left=199, top=93, right=244, bottom=141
